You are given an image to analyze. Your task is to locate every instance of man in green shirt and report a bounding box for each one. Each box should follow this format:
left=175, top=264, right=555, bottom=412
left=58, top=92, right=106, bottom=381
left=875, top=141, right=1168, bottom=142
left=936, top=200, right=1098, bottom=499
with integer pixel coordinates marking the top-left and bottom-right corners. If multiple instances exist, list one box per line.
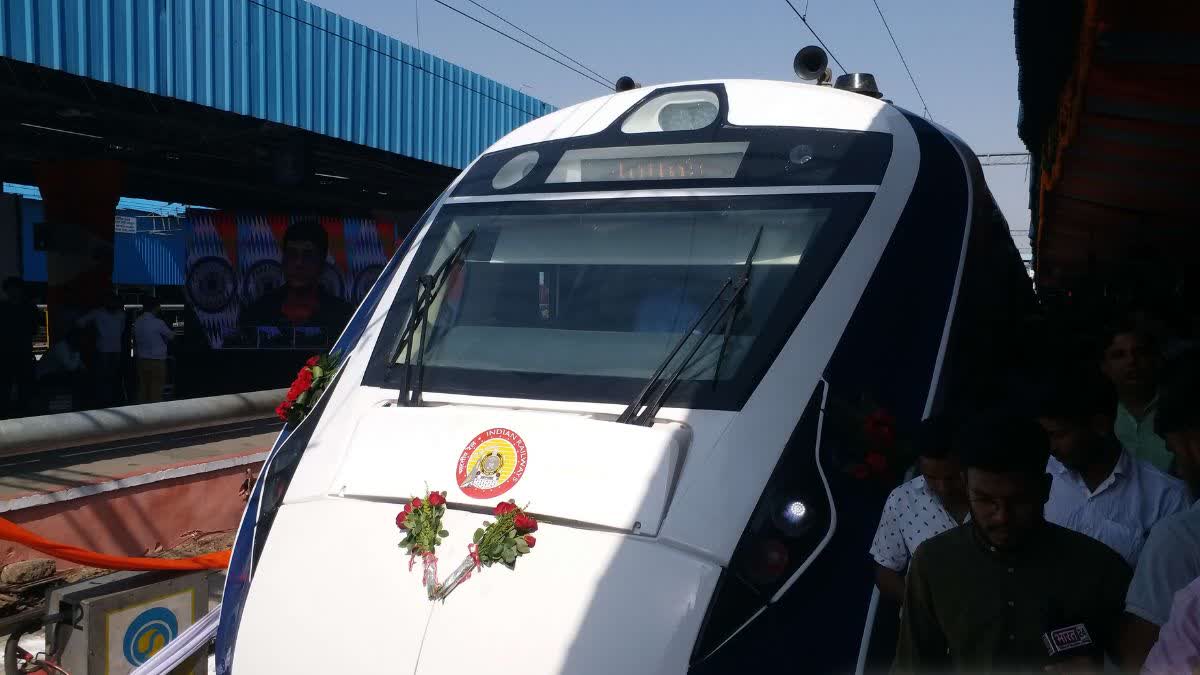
left=893, top=412, right=1132, bottom=674
left=1101, top=322, right=1173, bottom=472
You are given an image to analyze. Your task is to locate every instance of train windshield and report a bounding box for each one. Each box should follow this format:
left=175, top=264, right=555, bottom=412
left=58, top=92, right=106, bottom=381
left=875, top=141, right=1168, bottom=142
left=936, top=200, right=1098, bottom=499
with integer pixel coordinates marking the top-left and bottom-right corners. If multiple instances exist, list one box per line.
left=367, top=190, right=874, bottom=409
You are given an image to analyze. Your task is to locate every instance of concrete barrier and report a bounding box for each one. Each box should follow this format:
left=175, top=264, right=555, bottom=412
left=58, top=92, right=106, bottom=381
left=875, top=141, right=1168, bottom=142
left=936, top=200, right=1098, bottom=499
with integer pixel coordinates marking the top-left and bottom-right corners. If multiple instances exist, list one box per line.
left=0, top=389, right=286, bottom=456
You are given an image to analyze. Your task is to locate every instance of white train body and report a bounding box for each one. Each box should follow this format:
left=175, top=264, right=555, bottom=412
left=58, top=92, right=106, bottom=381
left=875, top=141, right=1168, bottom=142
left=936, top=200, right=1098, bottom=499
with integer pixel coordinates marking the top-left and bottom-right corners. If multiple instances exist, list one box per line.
left=216, top=77, right=1030, bottom=674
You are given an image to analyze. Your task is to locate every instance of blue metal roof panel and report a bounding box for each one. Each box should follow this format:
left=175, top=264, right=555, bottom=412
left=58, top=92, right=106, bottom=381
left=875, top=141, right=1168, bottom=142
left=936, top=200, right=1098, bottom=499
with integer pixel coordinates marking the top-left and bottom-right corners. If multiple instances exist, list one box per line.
left=0, top=0, right=553, bottom=169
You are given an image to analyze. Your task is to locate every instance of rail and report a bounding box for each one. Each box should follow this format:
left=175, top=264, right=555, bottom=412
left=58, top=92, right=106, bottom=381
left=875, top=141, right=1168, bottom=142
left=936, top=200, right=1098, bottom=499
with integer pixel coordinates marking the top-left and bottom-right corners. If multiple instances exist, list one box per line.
left=0, top=388, right=286, bottom=456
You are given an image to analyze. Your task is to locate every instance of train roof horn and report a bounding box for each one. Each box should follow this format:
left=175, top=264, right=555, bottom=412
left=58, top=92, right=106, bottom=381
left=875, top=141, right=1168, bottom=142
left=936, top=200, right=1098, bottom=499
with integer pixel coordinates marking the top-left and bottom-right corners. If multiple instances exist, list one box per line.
left=794, top=45, right=885, bottom=100
left=793, top=46, right=833, bottom=85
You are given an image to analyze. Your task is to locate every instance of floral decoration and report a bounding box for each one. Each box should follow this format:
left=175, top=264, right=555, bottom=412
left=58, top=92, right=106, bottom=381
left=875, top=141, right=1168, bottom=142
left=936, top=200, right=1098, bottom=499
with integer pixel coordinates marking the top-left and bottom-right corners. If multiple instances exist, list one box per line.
left=826, top=395, right=911, bottom=484
left=396, top=489, right=449, bottom=597
left=276, top=352, right=339, bottom=425
left=433, top=500, right=538, bottom=600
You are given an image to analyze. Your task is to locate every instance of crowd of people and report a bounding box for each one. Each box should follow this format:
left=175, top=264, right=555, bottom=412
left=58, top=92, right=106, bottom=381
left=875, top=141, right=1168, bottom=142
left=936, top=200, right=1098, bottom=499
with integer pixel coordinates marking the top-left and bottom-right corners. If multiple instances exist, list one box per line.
left=872, top=315, right=1200, bottom=674
left=0, top=277, right=176, bottom=418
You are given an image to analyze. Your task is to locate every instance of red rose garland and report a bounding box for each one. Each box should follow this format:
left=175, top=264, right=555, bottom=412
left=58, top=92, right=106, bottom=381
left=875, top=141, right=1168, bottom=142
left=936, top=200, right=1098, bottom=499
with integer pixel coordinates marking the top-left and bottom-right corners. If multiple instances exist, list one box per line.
left=277, top=353, right=339, bottom=425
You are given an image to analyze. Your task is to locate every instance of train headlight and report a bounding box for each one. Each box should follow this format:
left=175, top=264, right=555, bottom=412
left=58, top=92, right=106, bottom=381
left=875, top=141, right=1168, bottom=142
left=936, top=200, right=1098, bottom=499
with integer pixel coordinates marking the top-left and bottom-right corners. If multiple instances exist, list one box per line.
left=771, top=497, right=813, bottom=537
left=491, top=150, right=540, bottom=190
left=621, top=90, right=721, bottom=134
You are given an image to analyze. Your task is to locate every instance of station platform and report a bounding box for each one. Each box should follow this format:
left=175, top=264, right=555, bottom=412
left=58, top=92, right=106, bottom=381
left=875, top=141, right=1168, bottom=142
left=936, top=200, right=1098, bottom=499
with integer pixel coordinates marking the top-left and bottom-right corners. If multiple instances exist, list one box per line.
left=0, top=419, right=279, bottom=570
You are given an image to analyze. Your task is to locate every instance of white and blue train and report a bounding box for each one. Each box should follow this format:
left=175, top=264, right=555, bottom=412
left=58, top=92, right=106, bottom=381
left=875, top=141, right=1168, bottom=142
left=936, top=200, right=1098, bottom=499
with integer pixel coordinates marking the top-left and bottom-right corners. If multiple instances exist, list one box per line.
left=215, top=47, right=1032, bottom=674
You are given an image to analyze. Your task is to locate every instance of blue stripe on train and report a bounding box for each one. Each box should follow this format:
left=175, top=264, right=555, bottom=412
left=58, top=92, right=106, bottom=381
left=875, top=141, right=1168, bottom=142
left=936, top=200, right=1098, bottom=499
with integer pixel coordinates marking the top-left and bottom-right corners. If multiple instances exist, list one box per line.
left=693, top=113, right=972, bottom=674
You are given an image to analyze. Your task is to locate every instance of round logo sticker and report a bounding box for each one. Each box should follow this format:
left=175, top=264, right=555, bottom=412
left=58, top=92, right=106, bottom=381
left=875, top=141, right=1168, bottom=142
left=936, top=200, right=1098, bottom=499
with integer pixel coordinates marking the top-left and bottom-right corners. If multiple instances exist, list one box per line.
left=456, top=428, right=528, bottom=499
left=123, top=606, right=178, bottom=666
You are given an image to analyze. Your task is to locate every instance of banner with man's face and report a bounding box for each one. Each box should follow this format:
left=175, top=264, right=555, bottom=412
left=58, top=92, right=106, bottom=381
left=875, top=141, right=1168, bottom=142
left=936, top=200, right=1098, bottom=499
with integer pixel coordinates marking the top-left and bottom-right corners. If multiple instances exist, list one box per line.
left=184, top=212, right=401, bottom=349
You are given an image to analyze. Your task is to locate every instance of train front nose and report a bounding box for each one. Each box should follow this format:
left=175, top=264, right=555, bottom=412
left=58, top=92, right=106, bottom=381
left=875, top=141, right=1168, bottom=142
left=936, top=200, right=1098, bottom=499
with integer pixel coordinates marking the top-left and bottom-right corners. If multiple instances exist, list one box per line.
left=230, top=499, right=720, bottom=674
left=231, top=405, right=719, bottom=673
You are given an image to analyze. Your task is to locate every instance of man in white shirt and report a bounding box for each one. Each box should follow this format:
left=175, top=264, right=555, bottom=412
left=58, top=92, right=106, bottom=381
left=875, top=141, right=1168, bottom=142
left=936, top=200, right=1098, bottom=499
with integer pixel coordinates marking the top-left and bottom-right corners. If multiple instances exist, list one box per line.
left=1037, top=373, right=1189, bottom=566
left=1121, top=367, right=1200, bottom=670
left=133, top=298, right=174, bottom=403
left=77, top=293, right=127, bottom=407
left=869, top=416, right=968, bottom=604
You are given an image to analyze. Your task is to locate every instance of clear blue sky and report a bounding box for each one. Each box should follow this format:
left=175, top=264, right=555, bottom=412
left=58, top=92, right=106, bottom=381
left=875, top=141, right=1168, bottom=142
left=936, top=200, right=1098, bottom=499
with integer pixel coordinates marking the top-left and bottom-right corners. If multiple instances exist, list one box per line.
left=314, top=0, right=1032, bottom=262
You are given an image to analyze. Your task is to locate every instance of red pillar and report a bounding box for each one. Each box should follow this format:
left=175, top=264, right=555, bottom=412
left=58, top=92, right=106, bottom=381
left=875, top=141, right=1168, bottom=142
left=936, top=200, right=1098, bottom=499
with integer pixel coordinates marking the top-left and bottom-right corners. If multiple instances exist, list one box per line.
left=33, top=160, right=125, bottom=336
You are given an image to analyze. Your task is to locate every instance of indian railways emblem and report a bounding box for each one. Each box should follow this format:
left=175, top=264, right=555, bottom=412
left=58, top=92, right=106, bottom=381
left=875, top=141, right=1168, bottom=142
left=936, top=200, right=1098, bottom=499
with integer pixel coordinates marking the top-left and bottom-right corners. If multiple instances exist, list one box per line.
left=456, top=428, right=528, bottom=499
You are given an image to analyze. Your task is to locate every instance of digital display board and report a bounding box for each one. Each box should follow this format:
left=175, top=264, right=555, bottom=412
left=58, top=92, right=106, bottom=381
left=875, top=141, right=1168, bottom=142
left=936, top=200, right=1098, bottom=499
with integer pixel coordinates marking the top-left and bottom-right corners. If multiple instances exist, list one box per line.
left=579, top=152, right=743, bottom=182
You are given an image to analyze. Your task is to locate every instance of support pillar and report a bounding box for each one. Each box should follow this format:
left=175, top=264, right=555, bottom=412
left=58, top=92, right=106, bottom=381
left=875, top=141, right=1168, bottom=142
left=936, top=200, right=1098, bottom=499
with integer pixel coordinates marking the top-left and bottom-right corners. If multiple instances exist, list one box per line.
left=33, top=160, right=125, bottom=337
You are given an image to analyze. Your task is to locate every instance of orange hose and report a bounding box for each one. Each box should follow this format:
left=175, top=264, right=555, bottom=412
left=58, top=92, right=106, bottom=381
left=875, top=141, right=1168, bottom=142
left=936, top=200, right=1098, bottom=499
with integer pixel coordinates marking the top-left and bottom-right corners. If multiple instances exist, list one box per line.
left=0, top=516, right=230, bottom=571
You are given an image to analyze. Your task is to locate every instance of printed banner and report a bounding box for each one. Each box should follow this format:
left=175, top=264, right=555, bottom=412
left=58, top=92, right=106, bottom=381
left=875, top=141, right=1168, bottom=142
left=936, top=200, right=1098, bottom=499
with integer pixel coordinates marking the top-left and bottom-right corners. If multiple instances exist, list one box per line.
left=184, top=212, right=399, bottom=349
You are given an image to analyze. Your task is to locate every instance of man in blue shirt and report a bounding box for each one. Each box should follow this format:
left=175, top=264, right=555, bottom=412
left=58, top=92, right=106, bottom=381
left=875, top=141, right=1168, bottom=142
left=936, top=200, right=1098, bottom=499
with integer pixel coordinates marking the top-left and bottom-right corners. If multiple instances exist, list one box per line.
left=1036, top=372, right=1189, bottom=566
left=1121, top=362, right=1200, bottom=670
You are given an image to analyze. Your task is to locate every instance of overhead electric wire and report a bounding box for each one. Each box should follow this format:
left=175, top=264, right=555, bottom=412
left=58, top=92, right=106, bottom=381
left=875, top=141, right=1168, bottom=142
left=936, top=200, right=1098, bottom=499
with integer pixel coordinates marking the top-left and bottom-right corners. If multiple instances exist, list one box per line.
left=461, top=0, right=613, bottom=87
left=869, top=0, right=931, bottom=119
left=782, top=0, right=847, bottom=74
left=430, top=0, right=614, bottom=91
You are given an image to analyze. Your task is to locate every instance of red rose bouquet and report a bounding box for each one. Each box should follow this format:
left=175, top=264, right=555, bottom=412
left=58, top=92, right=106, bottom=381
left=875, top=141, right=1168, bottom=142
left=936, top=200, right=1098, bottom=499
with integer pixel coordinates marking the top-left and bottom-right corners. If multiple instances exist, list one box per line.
left=276, top=352, right=339, bottom=426
left=396, top=489, right=449, bottom=598
left=434, top=500, right=538, bottom=600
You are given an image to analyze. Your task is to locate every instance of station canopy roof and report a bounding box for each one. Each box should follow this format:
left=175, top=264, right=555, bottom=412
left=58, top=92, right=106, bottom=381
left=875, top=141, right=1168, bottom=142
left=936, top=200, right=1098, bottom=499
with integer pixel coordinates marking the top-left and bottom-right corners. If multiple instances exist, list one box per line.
left=0, top=0, right=554, bottom=215
left=1015, top=0, right=1200, bottom=292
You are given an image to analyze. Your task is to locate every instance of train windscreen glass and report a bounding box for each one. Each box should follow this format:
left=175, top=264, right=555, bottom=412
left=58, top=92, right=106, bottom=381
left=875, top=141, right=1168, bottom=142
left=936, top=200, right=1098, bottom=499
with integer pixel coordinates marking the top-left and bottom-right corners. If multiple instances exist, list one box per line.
left=370, top=192, right=874, bottom=408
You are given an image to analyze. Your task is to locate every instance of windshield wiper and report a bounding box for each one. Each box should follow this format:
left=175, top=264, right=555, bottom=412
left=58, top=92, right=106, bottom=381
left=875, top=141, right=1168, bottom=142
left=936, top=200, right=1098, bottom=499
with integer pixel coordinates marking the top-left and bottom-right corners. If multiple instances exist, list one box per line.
left=712, top=228, right=762, bottom=387
left=616, top=228, right=762, bottom=426
left=392, top=230, right=477, bottom=406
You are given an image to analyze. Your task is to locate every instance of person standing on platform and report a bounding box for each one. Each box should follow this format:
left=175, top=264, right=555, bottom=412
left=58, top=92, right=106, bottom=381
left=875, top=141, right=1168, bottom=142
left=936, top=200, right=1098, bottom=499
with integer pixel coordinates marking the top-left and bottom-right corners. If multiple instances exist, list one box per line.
left=1036, top=373, right=1189, bottom=566
left=869, top=415, right=968, bottom=605
left=1101, top=321, right=1174, bottom=472
left=36, top=328, right=88, bottom=409
left=1121, top=367, right=1200, bottom=670
left=133, top=298, right=174, bottom=403
left=0, top=277, right=39, bottom=418
left=77, top=292, right=127, bottom=407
